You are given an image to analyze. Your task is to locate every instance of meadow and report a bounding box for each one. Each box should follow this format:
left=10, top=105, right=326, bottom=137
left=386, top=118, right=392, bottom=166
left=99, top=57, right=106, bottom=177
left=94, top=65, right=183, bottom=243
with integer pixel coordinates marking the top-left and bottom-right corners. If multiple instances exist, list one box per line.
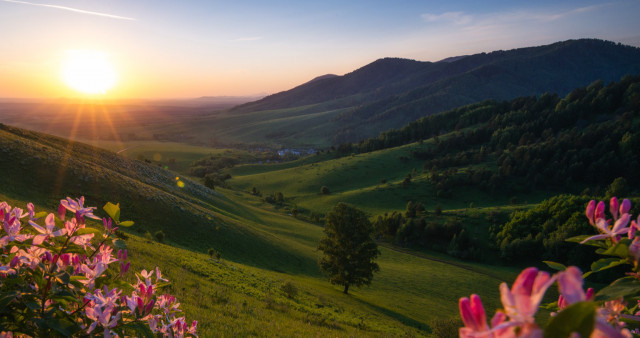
left=226, top=137, right=556, bottom=217
left=0, top=123, right=525, bottom=336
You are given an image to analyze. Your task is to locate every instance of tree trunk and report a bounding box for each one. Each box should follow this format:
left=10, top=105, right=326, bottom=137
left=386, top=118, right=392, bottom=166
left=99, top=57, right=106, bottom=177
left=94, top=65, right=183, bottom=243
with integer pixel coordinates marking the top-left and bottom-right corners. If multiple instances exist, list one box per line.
left=343, top=283, right=349, bottom=294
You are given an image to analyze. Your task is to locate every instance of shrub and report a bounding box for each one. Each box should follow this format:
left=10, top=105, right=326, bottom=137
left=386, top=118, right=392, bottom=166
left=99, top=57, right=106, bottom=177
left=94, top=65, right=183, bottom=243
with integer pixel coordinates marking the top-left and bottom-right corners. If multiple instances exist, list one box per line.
left=154, top=230, right=165, bottom=242
left=0, top=197, right=197, bottom=337
left=430, top=317, right=461, bottom=338
left=208, top=248, right=221, bottom=260
left=320, top=186, right=330, bottom=195
left=280, top=281, right=298, bottom=299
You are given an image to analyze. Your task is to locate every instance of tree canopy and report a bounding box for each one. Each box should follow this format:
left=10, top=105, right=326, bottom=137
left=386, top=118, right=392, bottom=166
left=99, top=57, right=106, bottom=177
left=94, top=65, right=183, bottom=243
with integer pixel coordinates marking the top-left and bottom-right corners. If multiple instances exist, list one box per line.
left=318, top=203, right=380, bottom=294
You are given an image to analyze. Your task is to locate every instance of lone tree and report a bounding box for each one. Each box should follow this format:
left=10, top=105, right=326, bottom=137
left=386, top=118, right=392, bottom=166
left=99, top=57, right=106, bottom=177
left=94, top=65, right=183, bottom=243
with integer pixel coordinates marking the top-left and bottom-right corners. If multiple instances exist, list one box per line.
left=317, top=203, right=380, bottom=294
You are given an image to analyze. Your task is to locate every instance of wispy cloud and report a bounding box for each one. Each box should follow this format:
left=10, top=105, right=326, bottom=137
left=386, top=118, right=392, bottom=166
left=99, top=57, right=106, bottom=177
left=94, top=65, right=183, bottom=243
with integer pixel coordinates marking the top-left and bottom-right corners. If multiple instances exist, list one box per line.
left=231, top=36, right=262, bottom=42
left=2, top=0, right=135, bottom=20
left=421, top=3, right=603, bottom=28
left=421, top=12, right=472, bottom=25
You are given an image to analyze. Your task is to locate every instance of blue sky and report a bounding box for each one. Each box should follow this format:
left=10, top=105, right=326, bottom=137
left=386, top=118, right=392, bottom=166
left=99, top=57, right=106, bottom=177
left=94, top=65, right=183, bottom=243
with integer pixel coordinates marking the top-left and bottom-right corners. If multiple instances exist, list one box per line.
left=1, top=0, right=639, bottom=98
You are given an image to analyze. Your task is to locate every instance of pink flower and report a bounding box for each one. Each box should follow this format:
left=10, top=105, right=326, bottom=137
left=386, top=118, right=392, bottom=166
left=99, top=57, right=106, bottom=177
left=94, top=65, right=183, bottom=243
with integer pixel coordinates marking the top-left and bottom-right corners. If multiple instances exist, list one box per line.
left=60, top=196, right=99, bottom=221
left=1, top=212, right=32, bottom=247
left=26, top=203, right=35, bottom=219
left=459, top=294, right=513, bottom=338
left=29, top=213, right=65, bottom=245
left=64, top=218, right=83, bottom=237
left=586, top=200, right=597, bottom=225
left=499, top=267, right=555, bottom=325
left=156, top=267, right=168, bottom=283
left=628, top=220, right=638, bottom=239
left=80, top=262, right=108, bottom=290
left=102, top=217, right=117, bottom=237
left=0, top=264, right=17, bottom=277
left=69, top=233, right=94, bottom=251
left=57, top=203, right=66, bottom=220
left=459, top=294, right=490, bottom=335
left=581, top=214, right=631, bottom=244
left=610, top=197, right=620, bottom=220
left=556, top=266, right=594, bottom=310
left=595, top=201, right=606, bottom=221
left=620, top=199, right=632, bottom=216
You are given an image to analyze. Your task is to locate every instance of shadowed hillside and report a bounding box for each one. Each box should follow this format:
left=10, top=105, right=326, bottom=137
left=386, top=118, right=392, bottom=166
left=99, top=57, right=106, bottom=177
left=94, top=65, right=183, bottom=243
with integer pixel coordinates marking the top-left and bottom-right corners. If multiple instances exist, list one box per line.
left=0, top=123, right=320, bottom=274
left=155, top=39, right=640, bottom=148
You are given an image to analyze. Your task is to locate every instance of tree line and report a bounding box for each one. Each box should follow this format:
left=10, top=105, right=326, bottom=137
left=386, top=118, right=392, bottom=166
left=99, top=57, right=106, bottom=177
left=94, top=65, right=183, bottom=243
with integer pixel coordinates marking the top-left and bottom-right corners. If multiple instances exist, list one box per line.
left=334, top=75, right=640, bottom=195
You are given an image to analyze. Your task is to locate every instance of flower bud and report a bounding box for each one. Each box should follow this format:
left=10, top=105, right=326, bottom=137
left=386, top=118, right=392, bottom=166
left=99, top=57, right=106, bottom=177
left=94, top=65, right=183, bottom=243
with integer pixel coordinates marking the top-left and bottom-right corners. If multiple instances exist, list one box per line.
left=57, top=203, right=66, bottom=221
left=558, top=295, right=567, bottom=309
left=145, top=299, right=155, bottom=315
left=621, top=199, right=632, bottom=215
left=610, top=197, right=619, bottom=220
left=586, top=200, right=596, bottom=225
left=586, top=288, right=594, bottom=300
left=630, top=237, right=640, bottom=263
left=595, top=201, right=606, bottom=221
left=10, top=255, right=20, bottom=268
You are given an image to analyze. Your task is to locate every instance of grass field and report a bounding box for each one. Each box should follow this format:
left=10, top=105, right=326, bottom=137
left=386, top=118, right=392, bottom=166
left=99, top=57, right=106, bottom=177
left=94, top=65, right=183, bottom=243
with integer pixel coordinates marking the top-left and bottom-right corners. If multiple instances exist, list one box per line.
left=0, top=124, right=529, bottom=336
left=227, top=139, right=557, bottom=218
left=90, top=140, right=226, bottom=174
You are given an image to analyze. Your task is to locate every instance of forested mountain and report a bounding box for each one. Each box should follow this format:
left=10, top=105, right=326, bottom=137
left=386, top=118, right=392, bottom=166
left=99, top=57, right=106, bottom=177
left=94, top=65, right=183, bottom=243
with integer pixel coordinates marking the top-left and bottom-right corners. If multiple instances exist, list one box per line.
left=224, top=39, right=640, bottom=146
left=239, top=39, right=640, bottom=113
left=342, top=74, right=640, bottom=192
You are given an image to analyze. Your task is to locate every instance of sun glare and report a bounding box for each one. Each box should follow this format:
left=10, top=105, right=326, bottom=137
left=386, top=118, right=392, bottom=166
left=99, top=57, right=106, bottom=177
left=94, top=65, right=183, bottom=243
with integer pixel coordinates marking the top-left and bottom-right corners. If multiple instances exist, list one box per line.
left=61, top=50, right=117, bottom=95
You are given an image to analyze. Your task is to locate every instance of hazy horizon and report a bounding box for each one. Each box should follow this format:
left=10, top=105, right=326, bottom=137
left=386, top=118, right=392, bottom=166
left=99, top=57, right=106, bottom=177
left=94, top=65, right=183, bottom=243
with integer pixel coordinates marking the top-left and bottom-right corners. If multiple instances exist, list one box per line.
left=2, top=0, right=639, bottom=99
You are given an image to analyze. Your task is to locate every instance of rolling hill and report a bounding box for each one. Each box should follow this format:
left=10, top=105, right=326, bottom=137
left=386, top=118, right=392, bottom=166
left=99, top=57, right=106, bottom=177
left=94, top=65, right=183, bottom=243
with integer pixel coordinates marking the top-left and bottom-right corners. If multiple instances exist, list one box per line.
left=0, top=123, right=523, bottom=336
left=224, top=74, right=640, bottom=267
left=186, top=39, right=640, bottom=147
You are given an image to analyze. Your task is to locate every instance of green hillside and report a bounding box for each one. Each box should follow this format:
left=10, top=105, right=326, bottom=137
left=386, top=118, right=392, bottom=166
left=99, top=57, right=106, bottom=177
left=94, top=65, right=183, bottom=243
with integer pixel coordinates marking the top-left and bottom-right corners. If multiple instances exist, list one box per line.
left=224, top=75, right=640, bottom=267
left=0, top=123, right=522, bottom=336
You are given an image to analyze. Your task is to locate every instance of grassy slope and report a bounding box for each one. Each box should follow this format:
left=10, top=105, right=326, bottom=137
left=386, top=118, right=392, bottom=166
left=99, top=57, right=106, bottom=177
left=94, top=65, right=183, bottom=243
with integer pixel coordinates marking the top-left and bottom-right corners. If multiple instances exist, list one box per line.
left=131, top=102, right=351, bottom=148
left=0, top=124, right=522, bottom=336
left=90, top=140, right=229, bottom=175
left=227, top=136, right=556, bottom=217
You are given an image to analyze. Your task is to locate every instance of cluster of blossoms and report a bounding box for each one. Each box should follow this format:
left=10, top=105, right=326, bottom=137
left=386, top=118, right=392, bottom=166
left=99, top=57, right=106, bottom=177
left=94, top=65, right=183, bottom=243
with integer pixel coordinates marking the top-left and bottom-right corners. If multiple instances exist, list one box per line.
left=458, top=196, right=640, bottom=337
left=0, top=197, right=197, bottom=337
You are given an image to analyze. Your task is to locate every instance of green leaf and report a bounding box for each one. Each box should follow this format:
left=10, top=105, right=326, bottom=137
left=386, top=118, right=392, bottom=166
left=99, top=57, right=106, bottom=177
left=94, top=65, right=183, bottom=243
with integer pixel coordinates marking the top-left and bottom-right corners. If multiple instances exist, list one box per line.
left=112, top=238, right=127, bottom=250
left=34, top=211, right=49, bottom=219
left=119, top=220, right=134, bottom=227
left=42, top=316, right=74, bottom=336
left=595, top=277, right=640, bottom=301
left=74, top=227, right=103, bottom=236
left=103, top=202, right=120, bottom=223
left=543, top=261, right=567, bottom=271
left=55, top=271, right=71, bottom=285
left=126, top=321, right=156, bottom=338
left=544, top=301, right=596, bottom=338
left=590, top=257, right=628, bottom=273
left=0, top=291, right=19, bottom=309
left=599, top=241, right=630, bottom=258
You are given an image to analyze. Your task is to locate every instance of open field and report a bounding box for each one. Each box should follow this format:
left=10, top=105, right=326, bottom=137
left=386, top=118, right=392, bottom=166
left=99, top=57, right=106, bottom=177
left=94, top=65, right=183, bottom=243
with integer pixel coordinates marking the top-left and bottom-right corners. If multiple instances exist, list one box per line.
left=0, top=124, right=525, bottom=336
left=227, top=138, right=557, bottom=217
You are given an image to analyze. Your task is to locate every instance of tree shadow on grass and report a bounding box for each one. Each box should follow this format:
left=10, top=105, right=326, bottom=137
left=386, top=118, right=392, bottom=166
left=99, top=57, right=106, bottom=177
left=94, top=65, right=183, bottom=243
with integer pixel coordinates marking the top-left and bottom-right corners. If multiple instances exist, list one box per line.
left=351, top=295, right=432, bottom=334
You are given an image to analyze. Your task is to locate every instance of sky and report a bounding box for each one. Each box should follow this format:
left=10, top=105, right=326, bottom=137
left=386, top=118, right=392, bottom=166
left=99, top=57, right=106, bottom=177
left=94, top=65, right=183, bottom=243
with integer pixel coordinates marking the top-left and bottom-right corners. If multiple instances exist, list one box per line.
left=1, top=0, right=639, bottom=99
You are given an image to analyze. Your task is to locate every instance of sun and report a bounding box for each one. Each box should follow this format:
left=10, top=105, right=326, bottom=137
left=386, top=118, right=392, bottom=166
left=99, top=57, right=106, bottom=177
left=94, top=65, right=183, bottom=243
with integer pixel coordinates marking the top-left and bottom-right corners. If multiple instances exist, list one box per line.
left=61, top=50, right=117, bottom=95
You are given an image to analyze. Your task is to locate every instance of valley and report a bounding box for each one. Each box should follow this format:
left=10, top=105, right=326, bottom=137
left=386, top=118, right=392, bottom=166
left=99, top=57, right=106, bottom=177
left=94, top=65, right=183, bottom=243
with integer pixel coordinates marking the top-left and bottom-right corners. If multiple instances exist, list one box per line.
left=1, top=38, right=639, bottom=336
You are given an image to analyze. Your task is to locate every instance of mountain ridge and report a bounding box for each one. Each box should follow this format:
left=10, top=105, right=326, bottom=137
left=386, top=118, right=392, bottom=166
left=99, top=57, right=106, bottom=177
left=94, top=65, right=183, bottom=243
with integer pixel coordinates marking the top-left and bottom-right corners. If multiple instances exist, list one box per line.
left=220, top=39, right=640, bottom=146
